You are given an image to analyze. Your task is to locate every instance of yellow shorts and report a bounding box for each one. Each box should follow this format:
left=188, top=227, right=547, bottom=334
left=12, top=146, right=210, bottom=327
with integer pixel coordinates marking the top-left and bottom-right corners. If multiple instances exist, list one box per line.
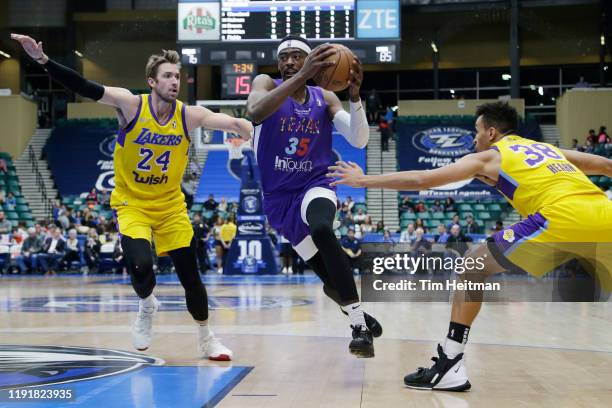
left=489, top=197, right=612, bottom=290
left=114, top=202, right=193, bottom=256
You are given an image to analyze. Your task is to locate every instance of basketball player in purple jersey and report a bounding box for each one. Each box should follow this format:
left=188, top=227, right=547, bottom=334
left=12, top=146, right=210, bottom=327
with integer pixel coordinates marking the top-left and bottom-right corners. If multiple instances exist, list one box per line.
left=247, top=36, right=381, bottom=357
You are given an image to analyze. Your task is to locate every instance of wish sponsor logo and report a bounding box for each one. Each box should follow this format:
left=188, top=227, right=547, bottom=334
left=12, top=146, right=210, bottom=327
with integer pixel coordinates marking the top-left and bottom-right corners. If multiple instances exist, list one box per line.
left=412, top=127, right=474, bottom=157
left=274, top=156, right=313, bottom=173
left=238, top=222, right=264, bottom=235
left=133, top=128, right=183, bottom=146
left=132, top=171, right=169, bottom=185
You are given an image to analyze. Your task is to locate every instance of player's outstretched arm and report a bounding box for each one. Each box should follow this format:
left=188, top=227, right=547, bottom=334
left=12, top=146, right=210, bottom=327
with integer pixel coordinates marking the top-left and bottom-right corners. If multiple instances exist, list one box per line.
left=185, top=106, right=253, bottom=141
left=246, top=44, right=337, bottom=123
left=11, top=33, right=139, bottom=119
left=327, top=151, right=495, bottom=190
left=561, top=149, right=612, bottom=177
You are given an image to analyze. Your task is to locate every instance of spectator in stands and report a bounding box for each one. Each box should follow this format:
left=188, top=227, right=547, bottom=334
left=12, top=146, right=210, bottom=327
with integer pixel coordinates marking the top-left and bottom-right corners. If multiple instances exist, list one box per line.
left=443, top=197, right=456, bottom=213
left=571, top=139, right=581, bottom=151
left=341, top=228, right=362, bottom=275
left=353, top=223, right=363, bottom=240
left=221, top=214, right=237, bottom=246
left=203, top=194, right=219, bottom=212
left=98, top=188, right=110, bottom=205
left=382, top=229, right=395, bottom=243
left=279, top=235, right=293, bottom=274
left=414, top=218, right=427, bottom=233
left=464, top=214, right=480, bottom=234
left=399, top=196, right=415, bottom=213
left=384, top=106, right=395, bottom=133
left=11, top=227, right=24, bottom=245
left=5, top=192, right=16, bottom=208
left=491, top=220, right=504, bottom=233
left=84, top=229, right=101, bottom=274
left=366, top=89, right=381, bottom=124
left=411, top=227, right=432, bottom=257
left=39, top=225, right=66, bottom=276
left=574, top=76, right=591, bottom=88
left=338, top=203, right=350, bottom=220
left=598, top=126, right=610, bottom=145
left=229, top=202, right=239, bottom=216
left=0, top=158, right=7, bottom=174
left=361, top=216, right=374, bottom=233
left=0, top=212, right=11, bottom=235
left=353, top=208, right=366, bottom=224
left=56, top=208, right=71, bottom=230
left=35, top=223, right=47, bottom=241
left=343, top=196, right=355, bottom=212
left=73, top=210, right=84, bottom=227
left=376, top=220, right=385, bottom=233
left=341, top=212, right=355, bottom=229
left=445, top=224, right=472, bottom=256
left=86, top=188, right=98, bottom=205
left=95, top=216, right=107, bottom=235
left=586, top=129, right=596, bottom=145
left=430, top=200, right=443, bottom=212
left=379, top=118, right=391, bottom=152
left=62, top=229, right=82, bottom=270
left=113, top=239, right=127, bottom=276
left=584, top=139, right=595, bottom=153
left=218, top=197, right=228, bottom=213
left=15, top=227, right=43, bottom=274
left=414, top=201, right=428, bottom=213
left=192, top=213, right=210, bottom=274
left=0, top=189, right=5, bottom=204
left=446, top=214, right=461, bottom=231
left=399, top=223, right=416, bottom=244
left=434, top=224, right=450, bottom=243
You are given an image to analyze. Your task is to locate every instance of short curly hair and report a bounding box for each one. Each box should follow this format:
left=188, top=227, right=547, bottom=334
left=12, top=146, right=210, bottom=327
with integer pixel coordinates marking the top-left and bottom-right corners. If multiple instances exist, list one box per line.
left=475, top=102, right=518, bottom=134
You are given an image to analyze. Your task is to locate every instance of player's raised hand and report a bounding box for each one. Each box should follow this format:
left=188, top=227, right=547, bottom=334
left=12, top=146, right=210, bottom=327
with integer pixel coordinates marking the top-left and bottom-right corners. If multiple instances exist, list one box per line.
left=236, top=118, right=253, bottom=142
left=348, top=55, right=363, bottom=101
left=327, top=161, right=366, bottom=187
left=10, top=33, right=48, bottom=63
left=298, top=44, right=337, bottom=80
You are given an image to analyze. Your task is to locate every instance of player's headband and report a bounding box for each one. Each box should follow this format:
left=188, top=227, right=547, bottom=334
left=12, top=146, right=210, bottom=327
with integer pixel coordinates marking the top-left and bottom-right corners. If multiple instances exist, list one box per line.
left=277, top=39, right=311, bottom=57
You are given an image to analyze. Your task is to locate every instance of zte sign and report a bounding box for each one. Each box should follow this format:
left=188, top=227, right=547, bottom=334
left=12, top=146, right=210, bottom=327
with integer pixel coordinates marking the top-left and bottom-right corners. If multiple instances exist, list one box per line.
left=357, top=0, right=400, bottom=39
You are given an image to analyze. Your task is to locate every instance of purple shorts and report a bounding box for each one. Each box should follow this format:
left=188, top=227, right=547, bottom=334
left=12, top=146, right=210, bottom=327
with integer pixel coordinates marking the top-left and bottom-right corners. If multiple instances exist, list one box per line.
left=263, top=180, right=336, bottom=248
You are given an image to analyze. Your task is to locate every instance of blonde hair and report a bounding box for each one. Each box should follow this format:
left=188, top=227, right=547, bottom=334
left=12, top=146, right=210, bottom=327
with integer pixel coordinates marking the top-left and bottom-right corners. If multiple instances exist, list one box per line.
left=145, top=50, right=181, bottom=86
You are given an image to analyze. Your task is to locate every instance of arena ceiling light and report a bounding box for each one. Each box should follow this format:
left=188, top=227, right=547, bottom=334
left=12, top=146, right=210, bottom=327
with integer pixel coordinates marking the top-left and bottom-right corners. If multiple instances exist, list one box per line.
left=601, top=34, right=606, bottom=46
left=502, top=74, right=511, bottom=81
left=74, top=50, right=84, bottom=58
left=430, top=42, right=438, bottom=53
left=0, top=50, right=11, bottom=58
left=538, top=86, right=544, bottom=96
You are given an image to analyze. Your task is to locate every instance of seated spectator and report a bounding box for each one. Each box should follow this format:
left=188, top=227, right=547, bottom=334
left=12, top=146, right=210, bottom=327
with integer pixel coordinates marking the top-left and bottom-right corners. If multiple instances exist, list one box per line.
left=95, top=216, right=107, bottom=235
left=203, top=194, right=219, bottom=212
left=376, top=220, right=385, bottom=233
left=444, top=197, right=456, bottom=212
left=10, top=227, right=24, bottom=245
left=0, top=212, right=12, bottom=235
left=341, top=212, right=354, bottom=228
left=62, top=229, right=82, bottom=270
left=445, top=224, right=472, bottom=256
left=414, top=201, right=428, bottom=213
left=446, top=214, right=461, bottom=232
left=411, top=227, right=432, bottom=258
left=464, top=214, right=480, bottom=234
left=430, top=200, right=443, bottom=213
left=84, top=229, right=101, bottom=274
left=113, top=239, right=127, bottom=276
left=361, top=216, right=374, bottom=233
left=415, top=218, right=427, bottom=233
left=399, top=223, right=416, bottom=244
left=399, top=196, right=415, bottom=213
left=5, top=192, right=16, bottom=207
left=218, top=197, right=228, bottom=213
left=229, top=202, right=239, bottom=215
left=584, top=139, right=595, bottom=153
left=353, top=208, right=366, bottom=224
left=0, top=158, right=7, bottom=173
left=343, top=196, right=355, bottom=212
left=39, top=225, right=66, bottom=276
left=341, top=228, right=362, bottom=274
left=586, top=129, right=596, bottom=145
left=338, top=203, right=350, bottom=220
left=598, top=126, right=610, bottom=145
left=353, top=223, right=363, bottom=240
left=491, top=220, right=504, bottom=234
left=98, top=188, right=110, bottom=205
left=15, top=227, right=43, bottom=274
left=574, top=76, right=591, bottom=88
left=571, top=138, right=581, bottom=151
left=85, top=188, right=98, bottom=205
left=382, top=229, right=395, bottom=243
left=434, top=224, right=450, bottom=243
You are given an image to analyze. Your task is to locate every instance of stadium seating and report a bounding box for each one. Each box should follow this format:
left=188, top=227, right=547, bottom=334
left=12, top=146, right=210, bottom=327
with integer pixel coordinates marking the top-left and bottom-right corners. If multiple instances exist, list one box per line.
left=0, top=152, right=35, bottom=227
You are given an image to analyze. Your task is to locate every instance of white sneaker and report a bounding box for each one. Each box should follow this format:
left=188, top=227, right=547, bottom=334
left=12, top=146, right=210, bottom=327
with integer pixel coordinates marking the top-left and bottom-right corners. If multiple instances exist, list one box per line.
left=132, top=296, right=160, bottom=351
left=198, top=328, right=233, bottom=361
left=281, top=267, right=288, bottom=274
left=217, top=267, right=223, bottom=274
left=287, top=267, right=293, bottom=275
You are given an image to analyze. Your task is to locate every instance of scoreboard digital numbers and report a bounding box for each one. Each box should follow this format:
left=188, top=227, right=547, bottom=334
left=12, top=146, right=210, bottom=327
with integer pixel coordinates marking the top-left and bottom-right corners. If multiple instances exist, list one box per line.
left=222, top=62, right=257, bottom=98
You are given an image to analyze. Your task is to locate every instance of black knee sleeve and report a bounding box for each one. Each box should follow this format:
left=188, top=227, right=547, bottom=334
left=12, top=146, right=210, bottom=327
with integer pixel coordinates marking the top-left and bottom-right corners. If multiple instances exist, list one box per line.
left=121, top=236, right=156, bottom=299
left=169, top=240, right=209, bottom=322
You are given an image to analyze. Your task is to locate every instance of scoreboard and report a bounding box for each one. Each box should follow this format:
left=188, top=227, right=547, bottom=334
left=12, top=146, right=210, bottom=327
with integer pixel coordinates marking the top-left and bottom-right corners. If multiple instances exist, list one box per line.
left=177, top=0, right=401, bottom=65
left=222, top=62, right=257, bottom=98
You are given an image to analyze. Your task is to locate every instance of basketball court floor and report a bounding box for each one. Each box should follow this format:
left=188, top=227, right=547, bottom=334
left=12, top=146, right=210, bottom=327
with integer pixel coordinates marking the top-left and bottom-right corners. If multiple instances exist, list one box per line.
left=1, top=273, right=611, bottom=407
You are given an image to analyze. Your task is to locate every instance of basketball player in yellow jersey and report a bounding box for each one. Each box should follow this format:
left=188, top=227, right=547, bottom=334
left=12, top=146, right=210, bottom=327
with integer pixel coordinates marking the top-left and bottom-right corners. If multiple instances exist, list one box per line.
left=328, top=102, right=612, bottom=391
left=12, top=33, right=253, bottom=361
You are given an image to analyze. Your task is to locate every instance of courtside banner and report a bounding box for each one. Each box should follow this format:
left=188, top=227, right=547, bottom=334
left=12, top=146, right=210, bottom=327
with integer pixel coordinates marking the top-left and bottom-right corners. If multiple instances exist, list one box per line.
left=395, top=119, right=501, bottom=199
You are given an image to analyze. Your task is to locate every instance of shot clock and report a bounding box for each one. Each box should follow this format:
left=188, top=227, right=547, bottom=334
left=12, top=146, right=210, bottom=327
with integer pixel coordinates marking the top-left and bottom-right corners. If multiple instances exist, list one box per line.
left=222, top=62, right=257, bottom=98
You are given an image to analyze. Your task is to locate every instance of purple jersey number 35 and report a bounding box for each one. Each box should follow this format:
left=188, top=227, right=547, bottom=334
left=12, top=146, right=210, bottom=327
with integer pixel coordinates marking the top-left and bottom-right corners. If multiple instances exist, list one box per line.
left=508, top=143, right=563, bottom=167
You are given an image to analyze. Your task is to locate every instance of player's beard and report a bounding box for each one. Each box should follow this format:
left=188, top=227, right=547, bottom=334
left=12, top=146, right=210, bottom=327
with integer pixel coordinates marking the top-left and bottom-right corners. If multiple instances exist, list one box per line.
left=154, top=88, right=177, bottom=103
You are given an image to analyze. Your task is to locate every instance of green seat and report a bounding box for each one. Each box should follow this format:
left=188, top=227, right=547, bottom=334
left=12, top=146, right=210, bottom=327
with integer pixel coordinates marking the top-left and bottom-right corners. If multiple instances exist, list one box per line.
left=477, top=212, right=492, bottom=220
left=19, top=213, right=34, bottom=221
left=432, top=212, right=445, bottom=220
left=487, top=203, right=502, bottom=212
left=16, top=205, right=29, bottom=213
left=354, top=203, right=367, bottom=213
left=3, top=204, right=15, bottom=212
left=473, top=204, right=486, bottom=211
left=599, top=176, right=611, bottom=188
left=400, top=219, right=411, bottom=229
left=6, top=212, right=18, bottom=220
left=459, top=204, right=472, bottom=212
left=62, top=197, right=73, bottom=205
left=418, top=212, right=431, bottom=220
left=25, top=220, right=35, bottom=228
left=191, top=203, right=203, bottom=212
left=10, top=220, right=18, bottom=228
left=15, top=197, right=27, bottom=205
left=0, top=179, right=5, bottom=188
left=425, top=219, right=441, bottom=229
left=400, top=212, right=416, bottom=221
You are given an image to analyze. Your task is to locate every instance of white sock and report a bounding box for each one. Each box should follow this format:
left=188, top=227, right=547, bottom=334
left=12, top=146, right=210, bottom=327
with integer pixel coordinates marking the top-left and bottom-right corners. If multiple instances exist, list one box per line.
left=341, top=302, right=366, bottom=328
left=443, top=338, right=465, bottom=359
left=141, top=294, right=156, bottom=310
left=198, top=323, right=213, bottom=339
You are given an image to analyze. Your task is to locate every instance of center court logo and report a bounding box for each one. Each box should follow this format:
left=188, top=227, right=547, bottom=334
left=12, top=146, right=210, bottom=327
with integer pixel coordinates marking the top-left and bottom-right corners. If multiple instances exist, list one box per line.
left=274, top=156, right=313, bottom=173
left=412, top=127, right=474, bottom=157
left=0, top=345, right=162, bottom=390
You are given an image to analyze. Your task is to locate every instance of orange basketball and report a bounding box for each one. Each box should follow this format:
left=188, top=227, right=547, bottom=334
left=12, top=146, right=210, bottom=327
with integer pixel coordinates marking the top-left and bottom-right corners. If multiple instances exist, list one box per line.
left=313, top=44, right=355, bottom=92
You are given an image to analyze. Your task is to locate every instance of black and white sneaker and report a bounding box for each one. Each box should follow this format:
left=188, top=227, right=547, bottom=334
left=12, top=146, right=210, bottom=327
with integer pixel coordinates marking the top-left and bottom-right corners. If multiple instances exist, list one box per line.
left=340, top=309, right=383, bottom=338
left=404, top=344, right=471, bottom=391
left=349, top=325, right=374, bottom=358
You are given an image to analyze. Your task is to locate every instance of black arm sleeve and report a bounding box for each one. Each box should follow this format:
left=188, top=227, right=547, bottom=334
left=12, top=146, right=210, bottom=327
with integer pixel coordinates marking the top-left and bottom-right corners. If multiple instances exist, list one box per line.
left=42, top=59, right=105, bottom=101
